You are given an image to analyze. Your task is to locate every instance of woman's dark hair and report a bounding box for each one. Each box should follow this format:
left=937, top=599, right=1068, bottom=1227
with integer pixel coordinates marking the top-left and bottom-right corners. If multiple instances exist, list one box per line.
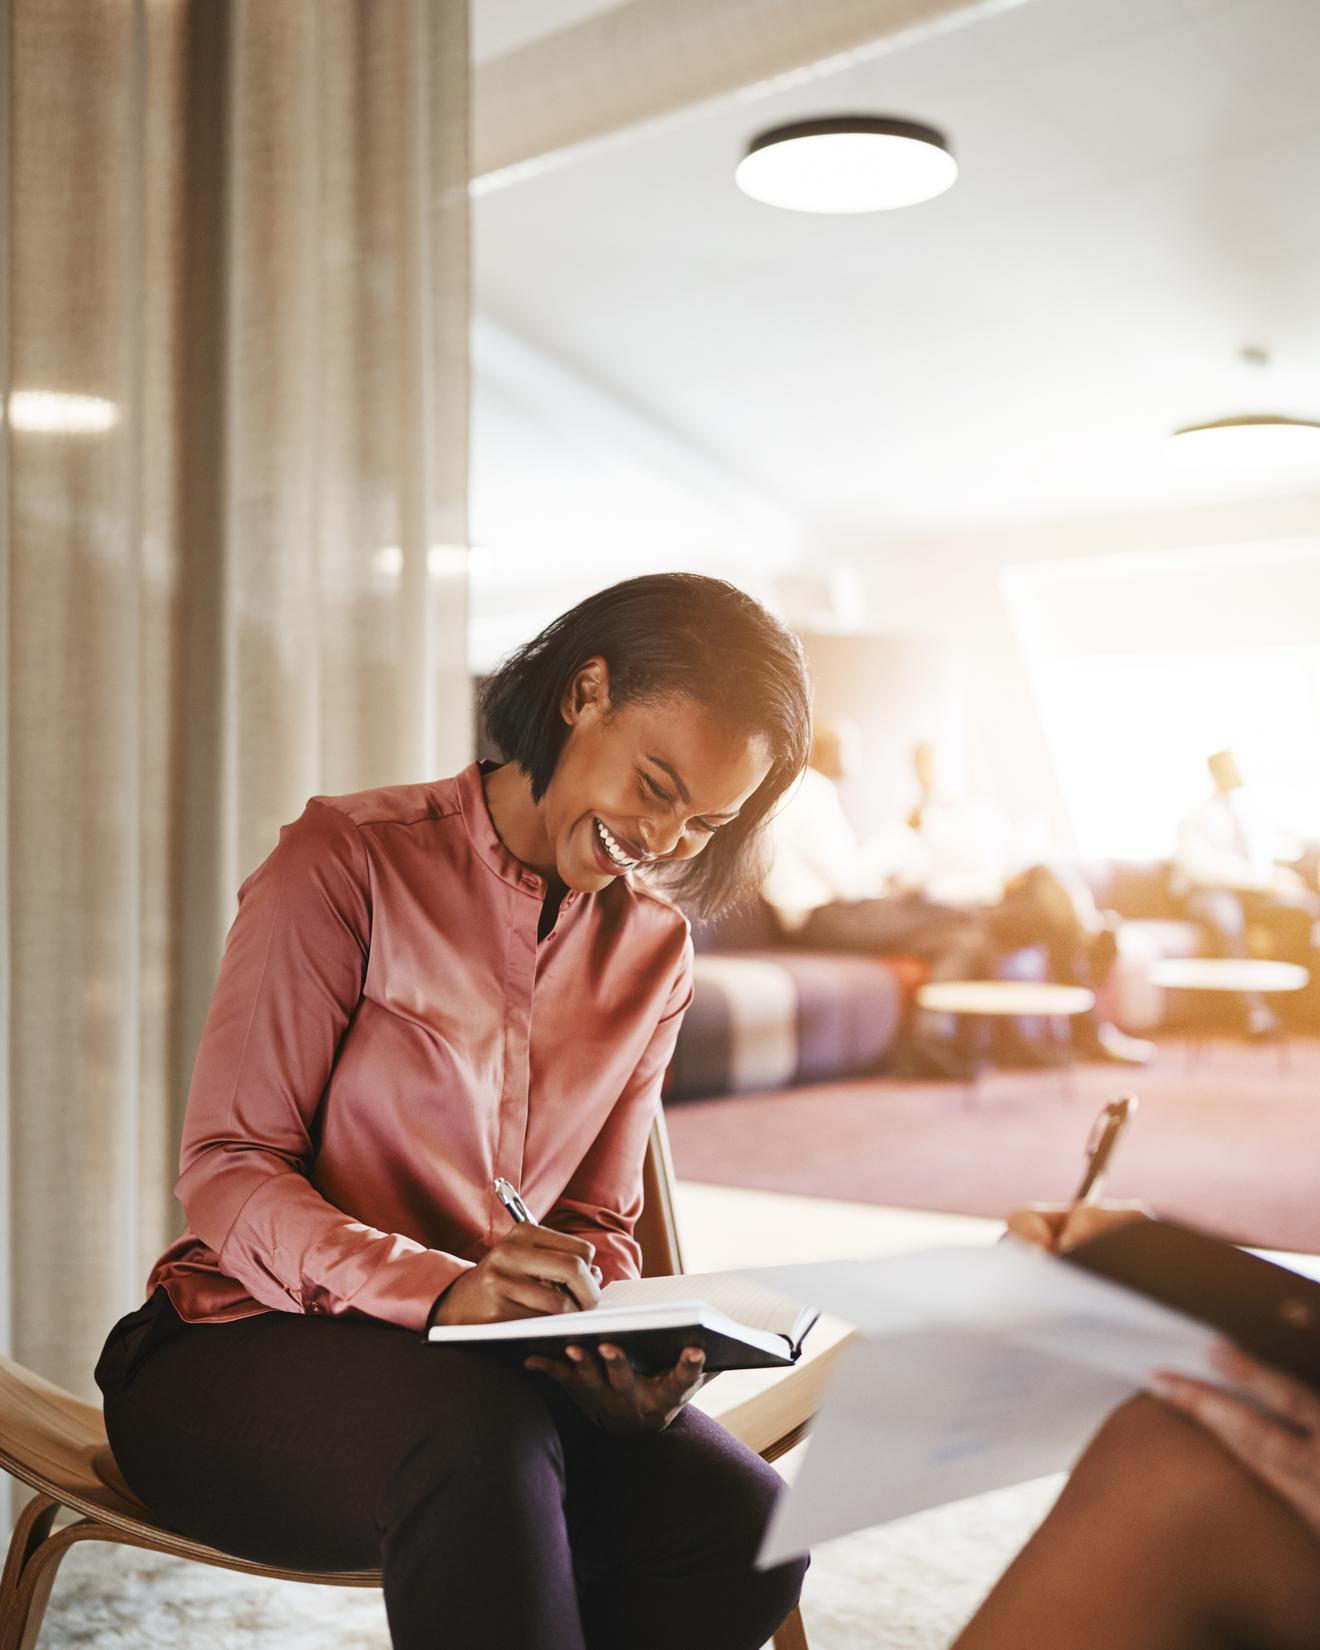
left=479, top=573, right=812, bottom=918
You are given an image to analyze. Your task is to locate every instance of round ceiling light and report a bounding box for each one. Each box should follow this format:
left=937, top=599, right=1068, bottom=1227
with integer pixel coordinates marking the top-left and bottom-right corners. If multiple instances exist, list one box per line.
left=1165, top=414, right=1320, bottom=473
left=735, top=116, right=957, bottom=213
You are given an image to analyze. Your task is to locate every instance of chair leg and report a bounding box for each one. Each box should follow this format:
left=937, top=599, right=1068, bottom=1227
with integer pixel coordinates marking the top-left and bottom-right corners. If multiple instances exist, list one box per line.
left=0, top=1494, right=60, bottom=1650
left=772, top=1602, right=810, bottom=1650
left=1, top=1511, right=91, bottom=1650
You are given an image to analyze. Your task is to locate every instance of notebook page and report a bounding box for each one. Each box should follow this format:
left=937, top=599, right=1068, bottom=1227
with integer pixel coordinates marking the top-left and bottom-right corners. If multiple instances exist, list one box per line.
left=600, top=1270, right=802, bottom=1336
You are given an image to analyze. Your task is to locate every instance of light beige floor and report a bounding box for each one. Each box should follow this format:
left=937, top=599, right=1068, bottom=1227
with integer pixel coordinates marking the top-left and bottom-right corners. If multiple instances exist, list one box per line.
left=676, top=1180, right=1001, bottom=1272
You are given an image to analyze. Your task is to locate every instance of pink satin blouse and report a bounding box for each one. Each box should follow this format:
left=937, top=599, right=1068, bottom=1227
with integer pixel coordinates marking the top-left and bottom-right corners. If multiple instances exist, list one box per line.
left=145, top=760, right=694, bottom=1333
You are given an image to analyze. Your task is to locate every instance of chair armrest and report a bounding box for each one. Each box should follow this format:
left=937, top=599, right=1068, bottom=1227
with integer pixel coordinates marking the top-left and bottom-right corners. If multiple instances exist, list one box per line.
left=693, top=1318, right=858, bottom=1462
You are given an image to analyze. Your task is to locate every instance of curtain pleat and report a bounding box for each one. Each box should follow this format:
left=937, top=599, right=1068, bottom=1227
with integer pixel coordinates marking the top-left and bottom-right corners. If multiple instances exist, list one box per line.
left=1, top=0, right=471, bottom=1501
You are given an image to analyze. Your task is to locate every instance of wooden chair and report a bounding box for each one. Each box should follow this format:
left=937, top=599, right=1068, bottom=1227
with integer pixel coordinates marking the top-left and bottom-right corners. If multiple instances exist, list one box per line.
left=0, top=1114, right=839, bottom=1650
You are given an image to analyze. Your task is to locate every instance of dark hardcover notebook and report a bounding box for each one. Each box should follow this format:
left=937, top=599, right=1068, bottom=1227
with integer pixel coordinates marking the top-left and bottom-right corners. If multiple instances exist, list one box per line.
left=1064, top=1218, right=1320, bottom=1390
left=422, top=1270, right=820, bottom=1375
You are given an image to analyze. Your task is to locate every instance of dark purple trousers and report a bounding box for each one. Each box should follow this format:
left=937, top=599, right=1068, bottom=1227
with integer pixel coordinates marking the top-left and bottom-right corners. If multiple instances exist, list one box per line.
left=94, top=1287, right=806, bottom=1650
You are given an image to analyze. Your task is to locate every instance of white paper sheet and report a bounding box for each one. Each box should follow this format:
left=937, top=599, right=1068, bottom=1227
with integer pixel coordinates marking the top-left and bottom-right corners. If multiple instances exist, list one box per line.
left=747, top=1242, right=1229, bottom=1566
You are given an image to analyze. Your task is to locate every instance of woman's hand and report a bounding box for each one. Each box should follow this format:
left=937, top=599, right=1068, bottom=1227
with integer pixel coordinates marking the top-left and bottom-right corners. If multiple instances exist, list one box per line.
left=525, top=1342, right=708, bottom=1434
left=432, top=1223, right=602, bottom=1326
left=1148, top=1342, right=1320, bottom=1541
left=1005, top=1200, right=1152, bottom=1254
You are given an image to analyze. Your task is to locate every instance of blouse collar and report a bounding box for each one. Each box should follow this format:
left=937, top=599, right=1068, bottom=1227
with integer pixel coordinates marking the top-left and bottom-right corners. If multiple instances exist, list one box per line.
left=456, top=760, right=583, bottom=911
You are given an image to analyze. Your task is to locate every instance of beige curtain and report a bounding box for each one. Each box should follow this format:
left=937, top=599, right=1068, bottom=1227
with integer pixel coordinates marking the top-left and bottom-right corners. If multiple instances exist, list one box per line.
left=0, top=0, right=470, bottom=1467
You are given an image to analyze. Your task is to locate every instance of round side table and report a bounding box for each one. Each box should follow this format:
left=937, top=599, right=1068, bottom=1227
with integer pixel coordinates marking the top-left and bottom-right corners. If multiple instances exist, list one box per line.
left=915, top=980, right=1096, bottom=1104
left=1146, top=957, right=1309, bottom=1069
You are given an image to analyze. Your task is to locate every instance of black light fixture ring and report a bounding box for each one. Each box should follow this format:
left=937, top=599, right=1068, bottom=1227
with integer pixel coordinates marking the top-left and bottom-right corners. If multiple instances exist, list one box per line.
left=743, top=115, right=953, bottom=161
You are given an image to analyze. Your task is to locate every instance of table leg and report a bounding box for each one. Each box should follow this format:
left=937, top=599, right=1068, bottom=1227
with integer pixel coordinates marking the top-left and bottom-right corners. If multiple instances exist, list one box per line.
left=1056, top=1015, right=1078, bottom=1101
left=961, top=1015, right=980, bottom=1110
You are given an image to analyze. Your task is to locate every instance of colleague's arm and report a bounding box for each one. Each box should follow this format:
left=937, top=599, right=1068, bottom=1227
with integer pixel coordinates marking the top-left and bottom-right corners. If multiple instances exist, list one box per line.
left=174, top=798, right=473, bottom=1332
left=1005, top=1201, right=1151, bottom=1252
left=1175, top=809, right=1273, bottom=893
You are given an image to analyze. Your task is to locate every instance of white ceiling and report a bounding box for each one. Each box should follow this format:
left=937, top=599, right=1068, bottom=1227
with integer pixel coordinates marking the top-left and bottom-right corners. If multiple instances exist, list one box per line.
left=471, top=0, right=1320, bottom=567
left=471, top=0, right=626, bottom=64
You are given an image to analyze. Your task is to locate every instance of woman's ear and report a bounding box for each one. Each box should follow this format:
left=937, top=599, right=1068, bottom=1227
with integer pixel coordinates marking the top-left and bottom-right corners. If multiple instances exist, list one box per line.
left=561, top=656, right=611, bottom=727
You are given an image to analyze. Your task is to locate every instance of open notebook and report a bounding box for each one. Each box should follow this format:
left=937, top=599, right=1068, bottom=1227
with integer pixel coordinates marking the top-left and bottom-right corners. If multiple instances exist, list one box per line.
left=423, top=1269, right=821, bottom=1374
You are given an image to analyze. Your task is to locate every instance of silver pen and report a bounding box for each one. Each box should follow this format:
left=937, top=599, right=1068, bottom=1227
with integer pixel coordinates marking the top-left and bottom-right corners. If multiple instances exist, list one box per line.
left=493, top=1176, right=535, bottom=1225
left=1070, top=1095, right=1138, bottom=1213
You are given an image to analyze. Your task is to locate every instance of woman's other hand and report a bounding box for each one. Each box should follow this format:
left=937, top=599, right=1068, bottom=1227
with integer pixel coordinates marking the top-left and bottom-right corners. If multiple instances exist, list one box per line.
left=432, top=1223, right=602, bottom=1325
left=1005, top=1200, right=1152, bottom=1254
left=1148, top=1343, right=1320, bottom=1541
left=525, top=1343, right=708, bottom=1434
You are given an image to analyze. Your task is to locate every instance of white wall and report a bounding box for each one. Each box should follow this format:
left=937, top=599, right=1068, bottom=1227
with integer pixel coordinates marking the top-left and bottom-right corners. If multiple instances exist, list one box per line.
left=797, top=629, right=962, bottom=837
left=470, top=316, right=803, bottom=672
left=820, top=489, right=1320, bottom=854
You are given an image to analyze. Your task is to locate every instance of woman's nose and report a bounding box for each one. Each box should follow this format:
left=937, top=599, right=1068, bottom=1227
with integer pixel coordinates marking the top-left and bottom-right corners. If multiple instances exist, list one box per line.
left=639, top=814, right=684, bottom=859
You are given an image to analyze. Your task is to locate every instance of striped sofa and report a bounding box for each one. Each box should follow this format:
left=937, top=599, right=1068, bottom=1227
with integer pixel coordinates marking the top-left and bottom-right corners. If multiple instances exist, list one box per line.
left=666, top=947, right=916, bottom=1101
left=665, top=901, right=918, bottom=1102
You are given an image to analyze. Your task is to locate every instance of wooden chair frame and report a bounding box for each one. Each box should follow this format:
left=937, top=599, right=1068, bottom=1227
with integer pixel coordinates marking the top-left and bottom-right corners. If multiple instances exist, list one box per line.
left=1, top=1113, right=834, bottom=1650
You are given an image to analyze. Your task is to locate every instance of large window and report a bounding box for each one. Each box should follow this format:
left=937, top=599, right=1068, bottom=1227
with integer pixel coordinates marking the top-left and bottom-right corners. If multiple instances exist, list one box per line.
left=1003, top=541, right=1320, bottom=859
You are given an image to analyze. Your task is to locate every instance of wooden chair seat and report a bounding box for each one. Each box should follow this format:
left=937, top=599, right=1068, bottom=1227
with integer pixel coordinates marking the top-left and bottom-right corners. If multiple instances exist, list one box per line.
left=0, top=1119, right=823, bottom=1650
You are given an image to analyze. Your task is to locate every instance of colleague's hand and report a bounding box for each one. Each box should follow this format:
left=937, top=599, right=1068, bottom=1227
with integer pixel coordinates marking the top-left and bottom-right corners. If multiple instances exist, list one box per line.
left=432, top=1223, right=602, bottom=1325
left=525, top=1342, right=708, bottom=1434
left=1005, top=1200, right=1152, bottom=1254
left=1148, top=1342, right=1320, bottom=1541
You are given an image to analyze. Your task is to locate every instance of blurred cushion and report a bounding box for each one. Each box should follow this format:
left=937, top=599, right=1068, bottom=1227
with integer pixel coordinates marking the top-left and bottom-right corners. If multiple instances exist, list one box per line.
left=668, top=950, right=909, bottom=1101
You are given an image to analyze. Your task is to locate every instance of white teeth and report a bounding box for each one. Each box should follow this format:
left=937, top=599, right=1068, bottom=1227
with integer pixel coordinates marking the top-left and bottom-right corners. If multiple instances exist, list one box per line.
left=594, top=817, right=638, bottom=869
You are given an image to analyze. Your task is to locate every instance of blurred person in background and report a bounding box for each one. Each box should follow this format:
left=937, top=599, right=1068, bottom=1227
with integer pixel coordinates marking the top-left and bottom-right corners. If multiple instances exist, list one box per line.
left=1173, top=748, right=1320, bottom=1038
left=761, top=724, right=990, bottom=1080
left=895, top=742, right=1154, bottom=1067
left=762, top=733, right=1153, bottom=1073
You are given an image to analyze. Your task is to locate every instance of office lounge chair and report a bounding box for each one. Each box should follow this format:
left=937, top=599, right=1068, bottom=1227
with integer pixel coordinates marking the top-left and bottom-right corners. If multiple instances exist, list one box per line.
left=0, top=1114, right=837, bottom=1650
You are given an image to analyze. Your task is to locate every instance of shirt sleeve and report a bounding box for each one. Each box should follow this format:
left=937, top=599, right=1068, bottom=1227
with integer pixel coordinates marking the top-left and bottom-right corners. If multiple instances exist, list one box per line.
left=543, top=930, right=695, bottom=1285
left=1175, top=804, right=1270, bottom=892
left=174, top=797, right=474, bottom=1331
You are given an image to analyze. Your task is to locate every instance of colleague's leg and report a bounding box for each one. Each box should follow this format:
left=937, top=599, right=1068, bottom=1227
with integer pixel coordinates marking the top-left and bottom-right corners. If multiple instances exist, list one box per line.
left=560, top=1395, right=807, bottom=1650
left=985, top=869, right=1152, bottom=1065
left=952, top=1395, right=1320, bottom=1650
left=988, top=865, right=1124, bottom=990
left=796, top=894, right=990, bottom=976
left=1184, top=887, right=1250, bottom=959
left=97, top=1297, right=589, bottom=1650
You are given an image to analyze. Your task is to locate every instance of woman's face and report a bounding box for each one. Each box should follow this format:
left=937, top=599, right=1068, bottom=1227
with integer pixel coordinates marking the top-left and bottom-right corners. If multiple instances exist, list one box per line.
left=542, top=659, right=773, bottom=893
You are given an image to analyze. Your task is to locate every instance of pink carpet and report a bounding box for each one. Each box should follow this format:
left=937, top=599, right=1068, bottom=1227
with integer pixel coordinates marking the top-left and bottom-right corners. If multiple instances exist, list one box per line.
left=664, top=1035, right=1320, bottom=1252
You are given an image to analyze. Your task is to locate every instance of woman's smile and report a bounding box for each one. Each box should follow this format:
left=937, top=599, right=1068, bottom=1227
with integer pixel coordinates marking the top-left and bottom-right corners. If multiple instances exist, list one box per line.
left=591, top=816, right=643, bottom=873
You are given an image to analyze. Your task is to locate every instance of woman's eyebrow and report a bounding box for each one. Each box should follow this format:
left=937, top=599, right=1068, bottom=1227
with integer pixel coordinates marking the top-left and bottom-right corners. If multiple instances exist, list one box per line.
left=644, top=754, right=691, bottom=803
left=644, top=755, right=739, bottom=821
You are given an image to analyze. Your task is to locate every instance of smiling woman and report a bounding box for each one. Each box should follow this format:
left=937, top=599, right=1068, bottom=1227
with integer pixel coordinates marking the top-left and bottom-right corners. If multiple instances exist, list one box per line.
left=93, top=572, right=813, bottom=1650
left=480, top=572, right=812, bottom=917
